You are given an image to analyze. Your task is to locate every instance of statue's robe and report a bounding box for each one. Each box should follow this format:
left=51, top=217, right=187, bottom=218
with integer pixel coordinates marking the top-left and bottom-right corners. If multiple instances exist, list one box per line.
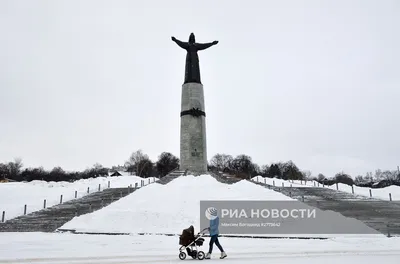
left=173, top=39, right=214, bottom=84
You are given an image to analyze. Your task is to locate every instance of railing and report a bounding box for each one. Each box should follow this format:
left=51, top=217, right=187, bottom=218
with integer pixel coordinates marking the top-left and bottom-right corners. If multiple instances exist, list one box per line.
left=1, top=177, right=158, bottom=223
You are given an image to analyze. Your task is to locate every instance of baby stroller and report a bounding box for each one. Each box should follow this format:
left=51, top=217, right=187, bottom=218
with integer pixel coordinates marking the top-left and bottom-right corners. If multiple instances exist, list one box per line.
left=178, top=225, right=208, bottom=260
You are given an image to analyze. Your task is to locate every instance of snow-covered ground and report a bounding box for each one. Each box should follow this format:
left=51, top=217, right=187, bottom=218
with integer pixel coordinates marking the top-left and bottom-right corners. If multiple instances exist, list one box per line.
left=251, top=176, right=400, bottom=201
left=1, top=174, right=399, bottom=263
left=0, top=176, right=157, bottom=221
left=325, top=182, right=400, bottom=201
left=0, top=232, right=399, bottom=263
left=61, top=174, right=295, bottom=234
left=252, top=176, right=319, bottom=188
left=60, top=175, right=383, bottom=238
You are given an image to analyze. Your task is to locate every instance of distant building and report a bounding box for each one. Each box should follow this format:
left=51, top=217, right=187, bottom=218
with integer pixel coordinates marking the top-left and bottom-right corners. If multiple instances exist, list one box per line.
left=109, top=171, right=122, bottom=176
left=0, top=178, right=16, bottom=183
left=109, top=170, right=133, bottom=177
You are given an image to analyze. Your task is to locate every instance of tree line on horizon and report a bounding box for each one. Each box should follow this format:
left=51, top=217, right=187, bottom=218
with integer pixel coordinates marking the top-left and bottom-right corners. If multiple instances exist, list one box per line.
left=208, top=153, right=400, bottom=187
left=1, top=151, right=399, bottom=187
left=0, top=151, right=180, bottom=183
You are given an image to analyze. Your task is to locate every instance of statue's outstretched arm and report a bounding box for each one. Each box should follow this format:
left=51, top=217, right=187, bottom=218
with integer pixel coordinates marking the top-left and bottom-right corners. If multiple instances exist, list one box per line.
left=197, top=41, right=218, bottom=50
left=172, top=36, right=189, bottom=49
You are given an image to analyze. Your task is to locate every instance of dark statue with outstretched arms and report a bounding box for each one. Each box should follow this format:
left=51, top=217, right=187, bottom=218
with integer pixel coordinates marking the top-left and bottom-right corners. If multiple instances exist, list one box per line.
left=172, top=33, right=218, bottom=84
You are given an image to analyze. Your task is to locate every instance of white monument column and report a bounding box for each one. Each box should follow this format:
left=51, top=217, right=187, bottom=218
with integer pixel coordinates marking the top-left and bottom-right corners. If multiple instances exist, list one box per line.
left=171, top=33, right=218, bottom=175
left=180, top=82, right=207, bottom=173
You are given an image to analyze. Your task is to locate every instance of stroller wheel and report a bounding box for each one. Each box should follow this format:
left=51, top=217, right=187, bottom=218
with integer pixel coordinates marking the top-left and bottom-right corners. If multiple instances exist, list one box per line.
left=197, top=251, right=205, bottom=260
left=179, top=252, right=186, bottom=260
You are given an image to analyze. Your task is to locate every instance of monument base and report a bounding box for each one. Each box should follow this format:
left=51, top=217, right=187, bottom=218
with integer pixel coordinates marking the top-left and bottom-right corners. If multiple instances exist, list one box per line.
left=179, top=82, right=207, bottom=174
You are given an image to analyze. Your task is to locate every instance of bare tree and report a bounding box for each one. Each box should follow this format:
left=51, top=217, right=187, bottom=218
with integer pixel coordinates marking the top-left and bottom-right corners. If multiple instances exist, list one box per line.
left=91, top=163, right=109, bottom=177
left=49, top=166, right=66, bottom=181
left=365, top=172, right=374, bottom=182
left=0, top=163, right=8, bottom=180
left=230, top=154, right=255, bottom=178
left=302, top=170, right=312, bottom=180
left=354, top=175, right=365, bottom=184
left=280, top=161, right=303, bottom=180
left=136, top=158, right=154, bottom=178
left=277, top=162, right=287, bottom=178
left=380, top=170, right=398, bottom=181
left=260, top=165, right=269, bottom=177
left=317, top=173, right=326, bottom=182
left=252, top=163, right=261, bottom=177
left=210, top=154, right=233, bottom=172
left=156, top=152, right=179, bottom=177
left=7, top=158, right=23, bottom=180
left=335, top=172, right=354, bottom=185
left=374, top=169, right=383, bottom=181
left=93, top=163, right=103, bottom=170
left=125, top=150, right=149, bottom=175
left=266, top=164, right=281, bottom=178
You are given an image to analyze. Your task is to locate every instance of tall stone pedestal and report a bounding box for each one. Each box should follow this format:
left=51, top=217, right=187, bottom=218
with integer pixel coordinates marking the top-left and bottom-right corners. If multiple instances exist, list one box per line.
left=180, top=82, right=207, bottom=174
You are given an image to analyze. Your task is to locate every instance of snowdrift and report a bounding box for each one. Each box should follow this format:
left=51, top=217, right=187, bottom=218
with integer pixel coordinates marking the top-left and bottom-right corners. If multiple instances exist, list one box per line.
left=60, top=174, right=293, bottom=234
left=252, top=176, right=400, bottom=201
left=0, top=176, right=157, bottom=220
left=252, top=176, right=319, bottom=188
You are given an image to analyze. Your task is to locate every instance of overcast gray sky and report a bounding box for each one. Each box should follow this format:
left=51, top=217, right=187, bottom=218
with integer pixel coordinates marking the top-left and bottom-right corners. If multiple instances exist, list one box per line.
left=1, top=0, right=399, bottom=177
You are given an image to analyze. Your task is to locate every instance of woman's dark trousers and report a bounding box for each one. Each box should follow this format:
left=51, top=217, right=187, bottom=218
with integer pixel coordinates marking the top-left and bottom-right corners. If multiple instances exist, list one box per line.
left=209, top=235, right=224, bottom=253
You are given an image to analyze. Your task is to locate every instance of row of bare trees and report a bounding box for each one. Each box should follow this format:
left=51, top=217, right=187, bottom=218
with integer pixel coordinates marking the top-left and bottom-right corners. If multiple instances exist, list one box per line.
left=0, top=159, right=109, bottom=182
left=0, top=158, right=24, bottom=181
left=1, top=152, right=399, bottom=186
left=208, top=153, right=306, bottom=180
left=308, top=170, right=400, bottom=187
left=208, top=153, right=400, bottom=186
left=0, top=150, right=180, bottom=182
left=123, top=150, right=179, bottom=178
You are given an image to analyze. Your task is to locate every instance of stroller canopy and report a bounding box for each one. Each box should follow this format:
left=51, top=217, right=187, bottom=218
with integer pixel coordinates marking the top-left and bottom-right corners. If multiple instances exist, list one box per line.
left=179, top=225, right=195, bottom=246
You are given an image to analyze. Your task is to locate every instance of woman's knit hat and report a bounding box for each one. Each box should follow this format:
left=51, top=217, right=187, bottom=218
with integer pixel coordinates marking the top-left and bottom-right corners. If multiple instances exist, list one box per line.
left=205, top=207, right=218, bottom=220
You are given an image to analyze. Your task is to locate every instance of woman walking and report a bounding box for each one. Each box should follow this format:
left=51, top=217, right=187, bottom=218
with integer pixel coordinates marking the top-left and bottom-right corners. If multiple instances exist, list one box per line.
left=205, top=207, right=227, bottom=259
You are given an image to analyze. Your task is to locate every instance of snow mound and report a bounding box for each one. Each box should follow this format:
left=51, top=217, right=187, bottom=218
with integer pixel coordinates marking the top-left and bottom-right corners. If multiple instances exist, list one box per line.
left=60, top=174, right=292, bottom=234
left=251, top=176, right=400, bottom=201
left=326, top=182, right=400, bottom=201
left=0, top=176, right=157, bottom=220
left=251, top=176, right=319, bottom=188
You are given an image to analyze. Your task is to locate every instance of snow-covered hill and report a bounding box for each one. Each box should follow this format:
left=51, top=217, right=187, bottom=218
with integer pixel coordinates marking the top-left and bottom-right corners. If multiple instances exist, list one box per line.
left=251, top=176, right=400, bottom=201
left=0, top=176, right=157, bottom=221
left=60, top=174, right=293, bottom=234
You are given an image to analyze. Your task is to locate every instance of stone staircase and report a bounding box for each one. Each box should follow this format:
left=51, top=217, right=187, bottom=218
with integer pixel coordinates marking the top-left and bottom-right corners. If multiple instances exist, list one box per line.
left=0, top=187, right=137, bottom=232
left=205, top=174, right=400, bottom=236
left=0, top=171, right=186, bottom=233
left=249, top=179, right=400, bottom=236
left=156, top=170, right=187, bottom=185
left=208, top=171, right=242, bottom=184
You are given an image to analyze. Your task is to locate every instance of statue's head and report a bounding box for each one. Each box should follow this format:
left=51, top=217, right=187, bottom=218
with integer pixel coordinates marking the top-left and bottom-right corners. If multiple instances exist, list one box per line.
left=189, top=33, right=195, bottom=43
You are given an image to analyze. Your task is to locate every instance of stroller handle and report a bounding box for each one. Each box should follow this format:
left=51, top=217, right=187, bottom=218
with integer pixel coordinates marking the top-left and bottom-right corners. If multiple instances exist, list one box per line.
left=198, top=227, right=209, bottom=234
